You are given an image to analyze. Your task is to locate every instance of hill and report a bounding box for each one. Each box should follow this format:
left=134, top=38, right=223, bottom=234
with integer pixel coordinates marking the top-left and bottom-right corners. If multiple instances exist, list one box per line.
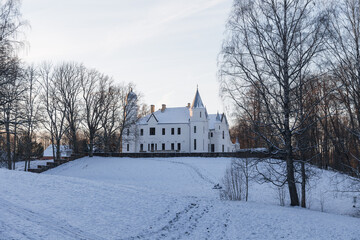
left=0, top=157, right=359, bottom=239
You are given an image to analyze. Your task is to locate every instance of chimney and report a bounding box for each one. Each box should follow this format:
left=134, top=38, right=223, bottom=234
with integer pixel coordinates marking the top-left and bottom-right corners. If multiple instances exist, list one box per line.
left=151, top=105, right=155, bottom=113
left=161, top=104, right=166, bottom=112
left=187, top=103, right=190, bottom=108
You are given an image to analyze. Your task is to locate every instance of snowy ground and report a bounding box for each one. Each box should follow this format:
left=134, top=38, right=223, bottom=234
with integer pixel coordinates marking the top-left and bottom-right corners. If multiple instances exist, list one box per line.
left=0, top=156, right=360, bottom=239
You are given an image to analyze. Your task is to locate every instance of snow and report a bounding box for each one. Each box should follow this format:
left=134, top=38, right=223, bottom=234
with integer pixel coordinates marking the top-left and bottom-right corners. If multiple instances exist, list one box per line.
left=0, top=156, right=359, bottom=239
left=138, top=107, right=191, bottom=124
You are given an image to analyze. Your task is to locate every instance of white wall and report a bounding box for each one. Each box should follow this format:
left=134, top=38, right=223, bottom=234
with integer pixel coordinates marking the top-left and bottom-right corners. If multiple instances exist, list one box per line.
left=136, top=122, right=190, bottom=153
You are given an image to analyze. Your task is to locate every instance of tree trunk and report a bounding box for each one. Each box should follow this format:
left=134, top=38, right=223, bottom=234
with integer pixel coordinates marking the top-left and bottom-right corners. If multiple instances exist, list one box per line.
left=286, top=138, right=299, bottom=206
left=6, top=118, right=11, bottom=170
left=301, top=160, right=306, bottom=208
left=89, top=132, right=94, bottom=157
left=56, top=139, right=61, bottom=161
left=70, top=124, right=78, bottom=155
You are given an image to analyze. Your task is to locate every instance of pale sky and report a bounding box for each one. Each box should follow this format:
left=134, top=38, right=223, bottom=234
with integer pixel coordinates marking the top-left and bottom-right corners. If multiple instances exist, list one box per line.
left=20, top=0, right=233, bottom=118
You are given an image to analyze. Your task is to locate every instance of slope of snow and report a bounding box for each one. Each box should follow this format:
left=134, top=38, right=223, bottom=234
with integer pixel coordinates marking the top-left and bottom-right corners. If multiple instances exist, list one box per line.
left=1, top=157, right=359, bottom=239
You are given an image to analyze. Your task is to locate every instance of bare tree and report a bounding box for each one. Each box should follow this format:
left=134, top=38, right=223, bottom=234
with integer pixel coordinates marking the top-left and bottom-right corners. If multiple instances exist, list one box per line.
left=0, top=58, right=25, bottom=169
left=57, top=62, right=82, bottom=155
left=22, top=64, right=40, bottom=170
left=221, top=162, right=244, bottom=201
left=117, top=83, right=139, bottom=152
left=81, top=68, right=109, bottom=157
left=327, top=0, right=360, bottom=181
left=0, top=0, right=27, bottom=169
left=39, top=63, right=68, bottom=161
left=219, top=0, right=329, bottom=206
left=99, top=83, right=120, bottom=153
left=232, top=158, right=257, bottom=201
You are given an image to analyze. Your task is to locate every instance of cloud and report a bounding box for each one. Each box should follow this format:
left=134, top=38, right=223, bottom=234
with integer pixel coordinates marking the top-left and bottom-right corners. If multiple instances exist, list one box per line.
left=105, top=0, right=227, bottom=49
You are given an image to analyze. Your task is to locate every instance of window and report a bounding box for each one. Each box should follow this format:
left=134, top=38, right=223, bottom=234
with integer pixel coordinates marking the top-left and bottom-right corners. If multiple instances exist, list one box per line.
left=148, top=144, right=150, bottom=151
left=194, top=126, right=196, bottom=133
left=140, top=129, right=144, bottom=136
left=162, top=143, right=165, bottom=151
left=211, top=132, right=213, bottom=137
left=178, top=128, right=181, bottom=135
left=171, top=143, right=175, bottom=150
left=222, top=145, right=224, bottom=152
left=140, top=144, right=143, bottom=151
left=178, top=143, right=181, bottom=151
left=127, top=144, right=129, bottom=151
left=171, top=128, right=175, bottom=135
left=127, top=129, right=129, bottom=136
left=162, top=128, right=165, bottom=135
left=155, top=144, right=157, bottom=151
left=194, top=139, right=197, bottom=150
left=200, top=112, right=202, bottom=118
left=222, top=131, right=224, bottom=139
left=150, top=127, right=155, bottom=135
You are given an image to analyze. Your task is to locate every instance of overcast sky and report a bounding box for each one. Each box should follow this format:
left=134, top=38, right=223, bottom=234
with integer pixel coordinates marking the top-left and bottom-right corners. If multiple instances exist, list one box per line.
left=20, top=0, right=233, bottom=117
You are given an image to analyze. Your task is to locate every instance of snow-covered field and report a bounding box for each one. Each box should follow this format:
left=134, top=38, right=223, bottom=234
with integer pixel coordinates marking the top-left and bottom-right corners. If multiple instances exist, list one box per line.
left=1, top=156, right=360, bottom=239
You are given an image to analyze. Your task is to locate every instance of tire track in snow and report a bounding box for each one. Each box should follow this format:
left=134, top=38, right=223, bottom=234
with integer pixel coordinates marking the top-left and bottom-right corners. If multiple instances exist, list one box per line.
left=203, top=207, right=231, bottom=240
left=0, top=197, right=105, bottom=240
left=149, top=159, right=216, bottom=185
left=124, top=200, right=214, bottom=240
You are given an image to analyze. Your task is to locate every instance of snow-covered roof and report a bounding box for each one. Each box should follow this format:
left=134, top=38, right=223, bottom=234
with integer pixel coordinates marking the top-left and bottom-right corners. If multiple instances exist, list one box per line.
left=138, top=107, right=190, bottom=125
left=43, top=144, right=72, bottom=157
left=191, top=89, right=204, bottom=108
left=208, top=114, right=221, bottom=130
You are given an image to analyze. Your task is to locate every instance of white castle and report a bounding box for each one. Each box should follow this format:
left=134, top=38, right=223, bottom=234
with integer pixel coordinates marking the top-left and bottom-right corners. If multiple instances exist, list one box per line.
left=122, top=88, right=235, bottom=153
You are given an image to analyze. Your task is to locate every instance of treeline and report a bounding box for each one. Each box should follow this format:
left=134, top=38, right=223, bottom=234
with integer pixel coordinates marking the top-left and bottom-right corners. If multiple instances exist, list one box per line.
left=219, top=0, right=360, bottom=206
left=0, top=0, right=147, bottom=170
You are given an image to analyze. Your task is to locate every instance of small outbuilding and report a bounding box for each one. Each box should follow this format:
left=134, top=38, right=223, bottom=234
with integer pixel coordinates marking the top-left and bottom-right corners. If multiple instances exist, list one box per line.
left=42, top=144, right=72, bottom=160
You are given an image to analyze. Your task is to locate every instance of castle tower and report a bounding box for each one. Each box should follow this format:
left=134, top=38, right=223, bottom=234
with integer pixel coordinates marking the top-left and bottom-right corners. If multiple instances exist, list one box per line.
left=189, top=87, right=209, bottom=152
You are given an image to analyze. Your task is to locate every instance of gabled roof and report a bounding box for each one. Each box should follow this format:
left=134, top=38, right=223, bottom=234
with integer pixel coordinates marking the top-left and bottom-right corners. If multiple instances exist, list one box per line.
left=191, top=88, right=205, bottom=108
left=221, top=113, right=229, bottom=125
left=208, top=113, right=229, bottom=129
left=138, top=107, right=190, bottom=125
left=146, top=113, right=158, bottom=123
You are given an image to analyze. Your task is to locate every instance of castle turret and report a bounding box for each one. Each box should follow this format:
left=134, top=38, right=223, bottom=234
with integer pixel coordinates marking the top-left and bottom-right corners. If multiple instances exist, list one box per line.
left=189, top=87, right=209, bottom=152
